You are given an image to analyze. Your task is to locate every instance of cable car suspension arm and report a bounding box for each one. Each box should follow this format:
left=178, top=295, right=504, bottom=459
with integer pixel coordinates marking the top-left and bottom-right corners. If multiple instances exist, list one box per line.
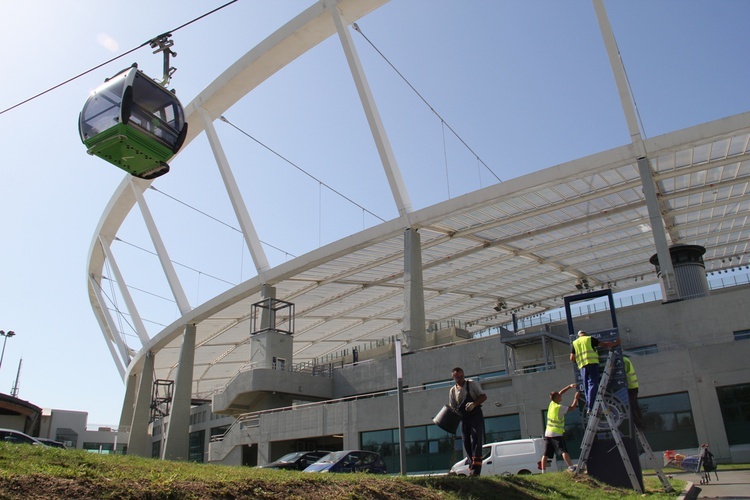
left=149, top=33, right=177, bottom=87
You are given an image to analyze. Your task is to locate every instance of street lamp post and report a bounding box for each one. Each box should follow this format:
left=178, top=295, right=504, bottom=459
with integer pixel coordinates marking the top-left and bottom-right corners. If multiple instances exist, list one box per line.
left=0, top=330, right=16, bottom=373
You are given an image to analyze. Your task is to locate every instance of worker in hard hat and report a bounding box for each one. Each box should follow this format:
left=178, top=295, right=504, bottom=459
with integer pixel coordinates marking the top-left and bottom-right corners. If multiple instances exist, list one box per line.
left=570, top=330, right=620, bottom=413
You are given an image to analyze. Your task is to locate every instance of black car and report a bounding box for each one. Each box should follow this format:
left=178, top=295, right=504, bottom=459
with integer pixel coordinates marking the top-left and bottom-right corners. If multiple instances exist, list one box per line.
left=36, top=438, right=68, bottom=449
left=0, top=428, right=42, bottom=446
left=259, top=450, right=331, bottom=470
left=304, top=450, right=387, bottom=474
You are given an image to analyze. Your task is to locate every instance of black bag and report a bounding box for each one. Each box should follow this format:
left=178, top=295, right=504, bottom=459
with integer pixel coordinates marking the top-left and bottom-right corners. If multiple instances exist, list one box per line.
left=702, top=450, right=716, bottom=472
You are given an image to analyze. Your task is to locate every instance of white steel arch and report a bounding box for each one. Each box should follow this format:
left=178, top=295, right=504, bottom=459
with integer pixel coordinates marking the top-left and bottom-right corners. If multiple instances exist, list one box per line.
left=87, top=0, right=750, bottom=406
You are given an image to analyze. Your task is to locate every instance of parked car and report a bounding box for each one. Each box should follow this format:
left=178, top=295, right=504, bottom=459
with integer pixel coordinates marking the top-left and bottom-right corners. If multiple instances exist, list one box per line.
left=258, top=450, right=331, bottom=470
left=36, top=438, right=68, bottom=449
left=0, top=428, right=43, bottom=446
left=304, top=450, right=387, bottom=474
left=449, top=438, right=558, bottom=476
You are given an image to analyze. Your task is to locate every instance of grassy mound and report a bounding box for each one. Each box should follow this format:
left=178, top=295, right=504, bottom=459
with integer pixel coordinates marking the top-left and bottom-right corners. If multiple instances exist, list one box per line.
left=0, top=443, right=684, bottom=499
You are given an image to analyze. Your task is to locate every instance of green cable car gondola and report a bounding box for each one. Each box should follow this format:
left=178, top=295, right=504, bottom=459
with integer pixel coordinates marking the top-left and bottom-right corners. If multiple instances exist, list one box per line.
left=79, top=64, right=187, bottom=179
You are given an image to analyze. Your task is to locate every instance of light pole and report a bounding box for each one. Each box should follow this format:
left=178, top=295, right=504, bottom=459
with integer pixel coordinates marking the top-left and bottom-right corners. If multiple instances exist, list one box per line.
left=0, top=330, right=16, bottom=373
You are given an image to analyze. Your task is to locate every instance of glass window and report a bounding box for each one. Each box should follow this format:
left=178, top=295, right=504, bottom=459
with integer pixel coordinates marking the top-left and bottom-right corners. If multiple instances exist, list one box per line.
left=361, top=424, right=456, bottom=474
left=188, top=430, right=205, bottom=463
left=83, top=442, right=114, bottom=454
left=716, top=383, right=750, bottom=445
left=210, top=425, right=229, bottom=437
left=629, top=344, right=659, bottom=356
left=638, top=392, right=698, bottom=451
left=484, top=414, right=522, bottom=444
left=522, top=363, right=548, bottom=374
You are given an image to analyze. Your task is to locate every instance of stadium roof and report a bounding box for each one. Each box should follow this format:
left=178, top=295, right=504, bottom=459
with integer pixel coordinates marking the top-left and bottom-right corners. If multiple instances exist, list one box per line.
left=87, top=0, right=750, bottom=399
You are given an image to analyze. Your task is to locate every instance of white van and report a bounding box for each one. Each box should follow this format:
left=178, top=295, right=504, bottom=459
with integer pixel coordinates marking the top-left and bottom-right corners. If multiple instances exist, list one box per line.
left=449, top=438, right=560, bottom=476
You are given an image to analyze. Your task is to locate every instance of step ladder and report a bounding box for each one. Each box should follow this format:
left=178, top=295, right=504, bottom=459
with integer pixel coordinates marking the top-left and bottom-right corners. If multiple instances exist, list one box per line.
left=574, top=351, right=672, bottom=493
left=635, top=426, right=673, bottom=492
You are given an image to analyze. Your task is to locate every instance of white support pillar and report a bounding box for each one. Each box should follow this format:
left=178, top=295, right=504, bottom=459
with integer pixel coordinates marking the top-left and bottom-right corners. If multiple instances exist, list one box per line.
left=327, top=0, right=413, bottom=223
left=130, top=178, right=191, bottom=315
left=637, top=158, right=679, bottom=301
left=162, top=323, right=196, bottom=461
left=402, top=228, right=426, bottom=351
left=99, top=236, right=151, bottom=345
left=90, top=273, right=130, bottom=371
left=127, top=351, right=155, bottom=457
left=199, top=107, right=270, bottom=282
left=119, top=372, right=138, bottom=432
left=592, top=0, right=643, bottom=144
left=593, top=0, right=678, bottom=301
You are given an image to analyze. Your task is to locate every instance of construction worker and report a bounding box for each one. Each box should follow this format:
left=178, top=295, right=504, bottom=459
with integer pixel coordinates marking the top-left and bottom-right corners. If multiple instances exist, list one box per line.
left=541, top=383, right=579, bottom=473
left=449, top=367, right=487, bottom=476
left=623, top=355, right=644, bottom=428
left=570, top=330, right=620, bottom=413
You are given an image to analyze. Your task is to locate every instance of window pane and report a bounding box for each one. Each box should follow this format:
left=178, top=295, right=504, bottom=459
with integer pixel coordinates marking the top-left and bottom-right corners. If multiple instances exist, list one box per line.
left=717, top=383, right=750, bottom=445
left=639, top=392, right=698, bottom=451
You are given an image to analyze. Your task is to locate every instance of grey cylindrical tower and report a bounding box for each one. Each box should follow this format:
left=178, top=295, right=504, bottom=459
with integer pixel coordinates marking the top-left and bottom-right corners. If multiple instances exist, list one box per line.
left=649, top=244, right=710, bottom=301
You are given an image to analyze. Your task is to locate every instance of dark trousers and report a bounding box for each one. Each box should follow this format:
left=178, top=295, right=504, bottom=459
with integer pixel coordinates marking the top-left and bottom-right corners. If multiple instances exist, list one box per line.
left=461, top=410, right=485, bottom=475
left=628, top=388, right=644, bottom=428
left=581, top=364, right=600, bottom=412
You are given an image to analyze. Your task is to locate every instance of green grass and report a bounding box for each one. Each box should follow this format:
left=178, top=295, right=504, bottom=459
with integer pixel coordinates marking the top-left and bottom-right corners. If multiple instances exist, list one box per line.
left=0, top=443, right=688, bottom=499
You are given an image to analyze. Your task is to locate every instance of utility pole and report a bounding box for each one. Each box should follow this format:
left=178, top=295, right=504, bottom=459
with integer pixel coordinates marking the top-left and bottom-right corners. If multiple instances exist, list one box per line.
left=10, top=358, right=22, bottom=397
left=0, top=330, right=16, bottom=373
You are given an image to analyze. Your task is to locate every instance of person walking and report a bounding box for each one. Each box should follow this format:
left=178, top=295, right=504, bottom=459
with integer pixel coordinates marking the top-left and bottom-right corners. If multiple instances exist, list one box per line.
left=541, top=383, right=579, bottom=473
left=449, top=367, right=487, bottom=476
left=623, top=355, right=644, bottom=428
left=570, top=330, right=620, bottom=413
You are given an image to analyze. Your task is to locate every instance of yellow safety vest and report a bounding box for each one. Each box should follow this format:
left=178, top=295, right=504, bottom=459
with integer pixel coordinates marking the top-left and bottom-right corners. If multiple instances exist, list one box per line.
left=546, top=400, right=565, bottom=435
left=624, top=356, right=639, bottom=389
left=573, top=336, right=598, bottom=369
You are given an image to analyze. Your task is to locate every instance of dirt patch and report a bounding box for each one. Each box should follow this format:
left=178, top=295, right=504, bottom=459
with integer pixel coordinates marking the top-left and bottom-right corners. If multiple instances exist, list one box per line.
left=0, top=474, right=446, bottom=500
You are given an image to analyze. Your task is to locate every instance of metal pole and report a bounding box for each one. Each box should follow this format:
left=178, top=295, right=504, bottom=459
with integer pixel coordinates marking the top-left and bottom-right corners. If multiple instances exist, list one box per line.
left=395, top=339, right=407, bottom=475
left=10, top=358, right=22, bottom=397
left=0, top=336, right=8, bottom=372
left=0, top=330, right=15, bottom=373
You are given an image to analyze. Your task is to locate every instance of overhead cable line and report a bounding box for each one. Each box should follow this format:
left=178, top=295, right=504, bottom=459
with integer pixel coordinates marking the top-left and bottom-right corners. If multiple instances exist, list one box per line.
left=219, top=115, right=387, bottom=223
left=0, top=0, right=238, bottom=116
left=352, top=23, right=502, bottom=184
left=148, top=186, right=297, bottom=258
left=114, top=237, right=237, bottom=287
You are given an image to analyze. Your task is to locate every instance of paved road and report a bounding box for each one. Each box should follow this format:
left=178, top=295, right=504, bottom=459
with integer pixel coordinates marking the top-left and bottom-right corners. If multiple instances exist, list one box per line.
left=668, top=469, right=750, bottom=499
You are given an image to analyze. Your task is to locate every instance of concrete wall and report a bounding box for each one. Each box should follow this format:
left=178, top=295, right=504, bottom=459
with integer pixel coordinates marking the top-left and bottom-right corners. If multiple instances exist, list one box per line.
left=208, top=285, right=750, bottom=467
left=39, top=408, right=128, bottom=451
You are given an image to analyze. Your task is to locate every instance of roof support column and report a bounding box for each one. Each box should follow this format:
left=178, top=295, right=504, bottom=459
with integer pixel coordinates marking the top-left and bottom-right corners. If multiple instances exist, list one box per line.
left=637, top=157, right=679, bottom=301
left=131, top=179, right=192, bottom=315
left=119, top=372, right=137, bottom=434
left=593, top=0, right=678, bottom=302
left=89, top=273, right=129, bottom=372
left=127, top=351, right=155, bottom=457
left=402, top=228, right=426, bottom=351
left=327, top=0, right=413, bottom=223
left=162, top=323, right=196, bottom=461
left=99, top=236, right=150, bottom=345
left=200, top=108, right=270, bottom=283
left=260, top=284, right=277, bottom=330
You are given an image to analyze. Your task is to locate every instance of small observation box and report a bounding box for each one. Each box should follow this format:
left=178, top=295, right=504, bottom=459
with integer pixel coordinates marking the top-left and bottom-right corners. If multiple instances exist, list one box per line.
left=250, top=298, right=295, bottom=336
left=79, top=65, right=187, bottom=179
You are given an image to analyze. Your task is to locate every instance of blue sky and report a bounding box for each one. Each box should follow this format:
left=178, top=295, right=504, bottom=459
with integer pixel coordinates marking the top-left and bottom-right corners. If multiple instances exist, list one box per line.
left=1, top=1, right=748, bottom=426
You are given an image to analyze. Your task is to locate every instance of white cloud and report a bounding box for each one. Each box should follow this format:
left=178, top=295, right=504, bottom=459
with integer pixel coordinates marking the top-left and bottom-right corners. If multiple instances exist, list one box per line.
left=97, top=33, right=119, bottom=52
